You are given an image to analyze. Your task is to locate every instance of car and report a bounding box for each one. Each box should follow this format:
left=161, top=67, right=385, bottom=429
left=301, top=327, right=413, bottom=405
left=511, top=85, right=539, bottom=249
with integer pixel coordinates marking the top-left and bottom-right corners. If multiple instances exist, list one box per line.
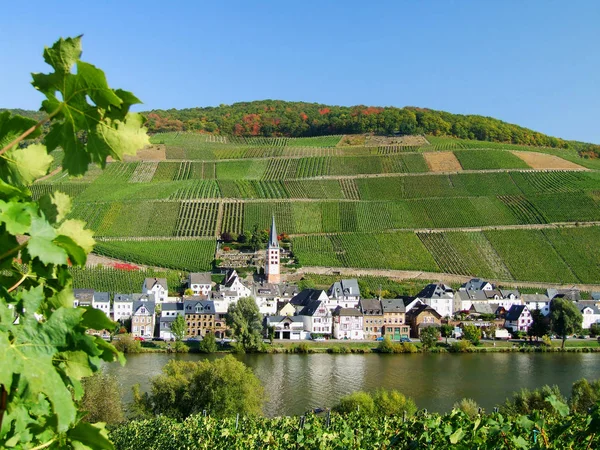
left=375, top=336, right=385, bottom=341
left=152, top=337, right=165, bottom=342
left=399, top=337, right=411, bottom=343
left=185, top=336, right=203, bottom=342
left=133, top=336, right=145, bottom=342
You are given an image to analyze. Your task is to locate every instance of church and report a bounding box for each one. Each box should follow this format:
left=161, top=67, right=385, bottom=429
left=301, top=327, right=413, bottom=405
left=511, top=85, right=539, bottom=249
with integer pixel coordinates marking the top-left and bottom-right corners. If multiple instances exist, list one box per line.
left=265, top=215, right=280, bottom=283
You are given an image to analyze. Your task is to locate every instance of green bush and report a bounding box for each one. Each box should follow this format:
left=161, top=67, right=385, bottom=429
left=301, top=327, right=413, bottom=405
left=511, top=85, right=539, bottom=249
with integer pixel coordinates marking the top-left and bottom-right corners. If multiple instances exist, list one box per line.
left=449, top=340, right=472, bottom=353
left=570, top=378, right=600, bottom=413
left=500, top=385, right=566, bottom=415
left=333, top=391, right=375, bottom=415
left=377, top=335, right=419, bottom=353
left=372, top=389, right=417, bottom=417
left=198, top=333, right=217, bottom=353
left=377, top=335, right=397, bottom=353
left=453, top=398, right=481, bottom=418
left=112, top=334, right=142, bottom=353
left=173, top=341, right=189, bottom=353
left=80, top=372, right=124, bottom=425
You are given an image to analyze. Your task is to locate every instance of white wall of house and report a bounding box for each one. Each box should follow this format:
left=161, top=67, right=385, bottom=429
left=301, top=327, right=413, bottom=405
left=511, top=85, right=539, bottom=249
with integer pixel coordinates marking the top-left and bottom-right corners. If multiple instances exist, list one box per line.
left=144, top=285, right=167, bottom=303
left=582, top=308, right=600, bottom=329
left=301, top=314, right=332, bottom=335
left=113, top=302, right=133, bottom=322
left=333, top=315, right=364, bottom=340
left=92, top=300, right=111, bottom=318
left=420, top=298, right=453, bottom=318
left=132, top=306, right=155, bottom=338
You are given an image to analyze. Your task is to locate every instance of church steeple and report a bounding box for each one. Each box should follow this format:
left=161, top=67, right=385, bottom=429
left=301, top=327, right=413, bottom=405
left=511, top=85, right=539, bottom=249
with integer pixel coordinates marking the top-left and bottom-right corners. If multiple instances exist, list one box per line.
left=269, top=215, right=278, bottom=248
left=265, top=215, right=280, bottom=283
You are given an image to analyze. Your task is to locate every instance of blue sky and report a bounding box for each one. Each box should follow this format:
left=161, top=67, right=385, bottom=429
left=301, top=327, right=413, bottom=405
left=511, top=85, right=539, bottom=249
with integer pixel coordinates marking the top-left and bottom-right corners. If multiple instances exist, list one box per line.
left=1, top=1, right=599, bottom=143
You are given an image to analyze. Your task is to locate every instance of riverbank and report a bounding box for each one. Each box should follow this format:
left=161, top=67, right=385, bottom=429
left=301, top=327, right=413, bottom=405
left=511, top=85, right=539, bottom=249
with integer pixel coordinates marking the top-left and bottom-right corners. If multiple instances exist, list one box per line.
left=135, top=338, right=600, bottom=354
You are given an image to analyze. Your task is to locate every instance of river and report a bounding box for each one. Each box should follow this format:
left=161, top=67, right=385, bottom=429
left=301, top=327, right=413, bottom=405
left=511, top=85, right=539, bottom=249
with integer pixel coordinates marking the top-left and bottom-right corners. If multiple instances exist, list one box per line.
left=104, top=352, right=600, bottom=417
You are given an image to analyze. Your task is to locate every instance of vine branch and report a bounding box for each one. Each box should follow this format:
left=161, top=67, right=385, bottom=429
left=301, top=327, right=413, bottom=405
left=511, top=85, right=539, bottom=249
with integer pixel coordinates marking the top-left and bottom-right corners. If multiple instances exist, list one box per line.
left=0, top=107, right=61, bottom=156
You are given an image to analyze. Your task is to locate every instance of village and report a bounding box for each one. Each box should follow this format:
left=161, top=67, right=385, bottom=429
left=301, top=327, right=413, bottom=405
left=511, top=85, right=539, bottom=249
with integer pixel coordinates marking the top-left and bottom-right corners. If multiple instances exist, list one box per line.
left=75, top=217, right=600, bottom=343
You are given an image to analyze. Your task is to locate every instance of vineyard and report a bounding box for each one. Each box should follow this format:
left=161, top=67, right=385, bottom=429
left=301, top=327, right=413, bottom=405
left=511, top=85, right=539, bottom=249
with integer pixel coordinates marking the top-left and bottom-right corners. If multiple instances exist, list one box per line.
left=94, top=239, right=216, bottom=271
left=69, top=266, right=187, bottom=294
left=109, top=407, right=600, bottom=450
left=33, top=132, right=600, bottom=283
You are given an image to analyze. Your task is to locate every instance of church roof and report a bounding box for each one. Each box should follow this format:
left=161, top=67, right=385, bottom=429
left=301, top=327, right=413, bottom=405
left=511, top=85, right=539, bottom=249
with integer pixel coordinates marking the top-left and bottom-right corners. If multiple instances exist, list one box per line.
left=269, top=215, right=278, bottom=247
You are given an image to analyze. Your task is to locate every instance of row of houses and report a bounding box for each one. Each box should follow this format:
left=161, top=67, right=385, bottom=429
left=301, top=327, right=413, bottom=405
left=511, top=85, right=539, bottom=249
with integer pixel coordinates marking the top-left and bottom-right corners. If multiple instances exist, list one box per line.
left=75, top=273, right=600, bottom=341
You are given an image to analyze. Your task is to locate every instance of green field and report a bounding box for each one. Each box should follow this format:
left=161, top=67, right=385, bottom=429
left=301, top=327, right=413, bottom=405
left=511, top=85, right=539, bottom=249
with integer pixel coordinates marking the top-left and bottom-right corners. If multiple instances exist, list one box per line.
left=70, top=266, right=187, bottom=294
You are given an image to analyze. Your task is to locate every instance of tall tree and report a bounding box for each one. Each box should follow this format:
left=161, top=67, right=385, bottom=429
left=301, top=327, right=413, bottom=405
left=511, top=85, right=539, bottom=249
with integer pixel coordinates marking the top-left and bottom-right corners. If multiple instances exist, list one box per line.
left=440, top=324, right=453, bottom=344
left=419, top=326, right=440, bottom=350
left=528, top=309, right=550, bottom=341
left=226, top=297, right=263, bottom=352
left=171, top=314, right=187, bottom=341
left=550, top=299, right=583, bottom=349
left=462, top=324, right=482, bottom=345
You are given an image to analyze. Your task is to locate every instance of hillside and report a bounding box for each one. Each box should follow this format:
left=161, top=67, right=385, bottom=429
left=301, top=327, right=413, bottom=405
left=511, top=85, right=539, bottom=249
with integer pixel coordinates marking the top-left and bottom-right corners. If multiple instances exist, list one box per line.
left=31, top=132, right=600, bottom=286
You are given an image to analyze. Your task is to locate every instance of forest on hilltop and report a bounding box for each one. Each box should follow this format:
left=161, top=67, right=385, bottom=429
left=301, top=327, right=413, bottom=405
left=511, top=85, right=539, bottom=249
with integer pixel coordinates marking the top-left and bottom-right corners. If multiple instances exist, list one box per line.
left=3, top=101, right=599, bottom=157
left=144, top=100, right=599, bottom=157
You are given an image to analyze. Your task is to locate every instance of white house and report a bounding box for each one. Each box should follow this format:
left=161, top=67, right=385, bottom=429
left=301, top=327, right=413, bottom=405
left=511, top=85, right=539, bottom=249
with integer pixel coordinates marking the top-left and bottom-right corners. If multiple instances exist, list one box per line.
left=290, top=289, right=329, bottom=314
left=504, top=305, right=532, bottom=332
left=189, top=272, right=212, bottom=296
left=417, top=284, right=454, bottom=318
left=252, top=282, right=280, bottom=316
left=332, top=306, right=364, bottom=340
left=299, top=300, right=332, bottom=336
left=265, top=315, right=306, bottom=340
left=159, top=303, right=184, bottom=340
left=113, top=294, right=133, bottom=322
left=522, top=294, right=550, bottom=313
left=577, top=303, right=600, bottom=330
left=219, top=270, right=252, bottom=298
left=143, top=278, right=168, bottom=303
left=73, top=289, right=94, bottom=308
left=327, top=279, right=361, bottom=309
left=131, top=300, right=156, bottom=338
left=91, top=292, right=111, bottom=319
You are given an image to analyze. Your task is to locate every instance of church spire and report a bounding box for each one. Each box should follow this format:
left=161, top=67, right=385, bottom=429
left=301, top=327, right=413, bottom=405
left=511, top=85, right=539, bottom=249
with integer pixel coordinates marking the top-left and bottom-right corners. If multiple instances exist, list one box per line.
left=269, top=215, right=278, bottom=248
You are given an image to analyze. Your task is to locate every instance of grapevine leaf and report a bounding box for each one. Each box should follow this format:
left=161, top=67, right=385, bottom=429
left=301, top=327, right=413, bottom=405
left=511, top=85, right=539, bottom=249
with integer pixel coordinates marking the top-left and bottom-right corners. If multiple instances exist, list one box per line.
left=26, top=215, right=68, bottom=265
left=54, top=235, right=87, bottom=266
left=87, top=112, right=150, bottom=161
left=0, top=179, right=26, bottom=200
left=60, top=350, right=95, bottom=380
left=67, top=421, right=114, bottom=450
left=0, top=200, right=33, bottom=234
left=38, top=191, right=72, bottom=224
left=2, top=144, right=53, bottom=186
left=77, top=62, right=123, bottom=109
left=510, top=436, right=529, bottom=449
left=80, top=306, right=115, bottom=332
left=94, top=336, right=125, bottom=364
left=546, top=394, right=570, bottom=417
left=57, top=219, right=95, bottom=253
left=0, top=111, right=40, bottom=150
left=41, top=35, right=82, bottom=74
left=449, top=427, right=465, bottom=444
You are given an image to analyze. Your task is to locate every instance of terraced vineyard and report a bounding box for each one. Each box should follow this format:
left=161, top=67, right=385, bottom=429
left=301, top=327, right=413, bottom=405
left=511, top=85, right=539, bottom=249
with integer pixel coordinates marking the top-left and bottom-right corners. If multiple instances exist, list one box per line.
left=37, top=132, right=600, bottom=284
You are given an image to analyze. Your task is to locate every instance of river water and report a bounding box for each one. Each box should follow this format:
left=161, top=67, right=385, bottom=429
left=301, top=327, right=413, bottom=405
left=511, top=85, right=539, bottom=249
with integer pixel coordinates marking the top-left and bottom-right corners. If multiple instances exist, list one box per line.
left=104, top=352, right=600, bottom=417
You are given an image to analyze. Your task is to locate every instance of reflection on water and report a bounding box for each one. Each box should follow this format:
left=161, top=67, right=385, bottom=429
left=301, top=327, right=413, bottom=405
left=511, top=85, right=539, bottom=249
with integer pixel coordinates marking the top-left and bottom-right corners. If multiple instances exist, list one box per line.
left=103, top=352, right=600, bottom=417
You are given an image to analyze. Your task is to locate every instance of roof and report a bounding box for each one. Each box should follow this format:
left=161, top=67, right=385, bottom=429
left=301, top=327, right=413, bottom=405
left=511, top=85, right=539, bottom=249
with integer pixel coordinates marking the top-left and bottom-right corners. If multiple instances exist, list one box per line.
left=94, top=292, right=110, bottom=303
left=133, top=300, right=155, bottom=315
left=592, top=292, right=600, bottom=301
left=160, top=316, right=177, bottom=324
left=358, top=298, right=383, bottom=315
left=269, top=215, right=279, bottom=248
left=406, top=303, right=442, bottom=319
left=162, top=303, right=184, bottom=311
left=381, top=299, right=406, bottom=314
left=144, top=277, right=167, bottom=290
left=484, top=290, right=502, bottom=299
left=291, top=289, right=326, bottom=307
left=577, top=303, right=600, bottom=314
left=462, top=278, right=492, bottom=291
left=499, top=289, right=520, bottom=298
left=266, top=315, right=304, bottom=324
left=189, top=272, right=212, bottom=284
left=522, top=294, right=549, bottom=303
left=332, top=306, right=363, bottom=317
left=328, top=279, right=361, bottom=299
left=547, top=288, right=581, bottom=302
left=470, top=303, right=494, bottom=315
left=73, top=289, right=94, bottom=305
left=132, top=293, right=156, bottom=302
left=417, top=283, right=454, bottom=300
left=279, top=284, right=299, bottom=297
left=183, top=300, right=216, bottom=314
left=505, top=305, right=527, bottom=321
left=114, top=293, right=133, bottom=303
left=299, top=300, right=327, bottom=317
